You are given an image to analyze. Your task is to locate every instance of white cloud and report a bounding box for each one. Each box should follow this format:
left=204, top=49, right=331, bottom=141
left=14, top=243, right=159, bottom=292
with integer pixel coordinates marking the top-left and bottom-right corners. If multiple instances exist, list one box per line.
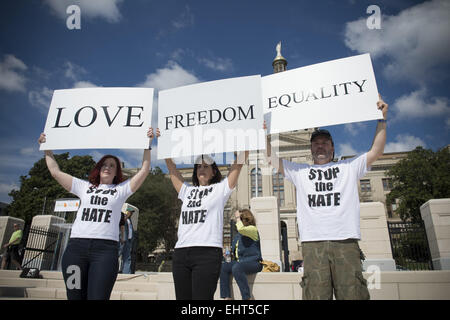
left=0, top=182, right=19, bottom=203
left=63, top=61, right=98, bottom=87
left=392, top=88, right=450, bottom=120
left=198, top=57, right=234, bottom=72
left=170, top=48, right=187, bottom=62
left=0, top=141, right=50, bottom=203
left=73, top=81, right=98, bottom=88
left=28, top=62, right=97, bottom=112
left=28, top=87, right=54, bottom=113
left=0, top=141, right=43, bottom=171
left=138, top=61, right=200, bottom=127
left=119, top=149, right=144, bottom=168
left=138, top=61, right=200, bottom=91
left=384, top=134, right=426, bottom=153
left=119, top=148, right=166, bottom=171
left=20, top=147, right=36, bottom=156
left=168, top=48, right=233, bottom=72
left=89, top=151, right=104, bottom=163
left=64, top=61, right=87, bottom=81
left=0, top=182, right=18, bottom=194
left=0, top=54, right=27, bottom=92
left=337, top=142, right=358, bottom=158
left=44, top=0, right=124, bottom=23
left=344, top=0, right=450, bottom=83
left=344, top=122, right=367, bottom=136
left=172, top=5, right=194, bottom=29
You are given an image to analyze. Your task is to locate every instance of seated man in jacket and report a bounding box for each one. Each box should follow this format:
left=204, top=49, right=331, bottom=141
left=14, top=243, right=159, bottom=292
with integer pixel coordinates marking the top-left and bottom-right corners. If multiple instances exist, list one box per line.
left=220, top=209, right=262, bottom=300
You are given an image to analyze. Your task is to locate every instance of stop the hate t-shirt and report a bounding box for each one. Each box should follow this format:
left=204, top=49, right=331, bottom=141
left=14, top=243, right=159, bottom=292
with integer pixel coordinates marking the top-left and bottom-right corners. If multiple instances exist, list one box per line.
left=70, top=177, right=133, bottom=242
left=175, top=177, right=234, bottom=249
left=283, top=153, right=368, bottom=242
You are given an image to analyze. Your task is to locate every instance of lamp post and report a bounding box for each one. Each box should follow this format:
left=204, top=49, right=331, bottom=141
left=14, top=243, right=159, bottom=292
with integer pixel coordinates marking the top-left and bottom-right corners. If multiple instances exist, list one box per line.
left=255, top=152, right=259, bottom=197
left=41, top=196, right=47, bottom=215
left=33, top=187, right=47, bottom=215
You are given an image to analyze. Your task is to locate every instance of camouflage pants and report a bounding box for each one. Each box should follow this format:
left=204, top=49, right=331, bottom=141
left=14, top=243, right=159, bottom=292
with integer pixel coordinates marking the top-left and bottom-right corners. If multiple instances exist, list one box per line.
left=300, top=239, right=370, bottom=300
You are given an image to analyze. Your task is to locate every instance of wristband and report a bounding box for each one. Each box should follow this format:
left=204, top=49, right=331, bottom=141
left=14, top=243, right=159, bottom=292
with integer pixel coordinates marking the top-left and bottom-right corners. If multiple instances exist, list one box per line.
left=378, top=119, right=387, bottom=123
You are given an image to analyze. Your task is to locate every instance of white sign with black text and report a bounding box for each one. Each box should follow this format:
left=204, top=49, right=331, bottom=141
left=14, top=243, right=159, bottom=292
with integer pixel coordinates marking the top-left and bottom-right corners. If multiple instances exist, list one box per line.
left=262, top=53, right=381, bottom=134
left=157, top=75, right=265, bottom=160
left=40, top=87, right=154, bottom=150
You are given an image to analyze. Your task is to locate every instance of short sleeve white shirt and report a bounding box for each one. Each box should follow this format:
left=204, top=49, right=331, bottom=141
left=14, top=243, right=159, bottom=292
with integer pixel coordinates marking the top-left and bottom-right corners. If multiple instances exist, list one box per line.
left=283, top=153, right=368, bottom=242
left=175, top=177, right=234, bottom=249
left=70, top=177, right=133, bottom=242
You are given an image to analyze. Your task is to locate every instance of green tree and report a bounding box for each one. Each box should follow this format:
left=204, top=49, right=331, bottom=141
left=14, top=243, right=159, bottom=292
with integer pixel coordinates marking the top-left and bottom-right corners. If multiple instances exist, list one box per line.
left=127, top=167, right=180, bottom=261
left=386, top=146, right=450, bottom=222
left=6, top=153, right=95, bottom=223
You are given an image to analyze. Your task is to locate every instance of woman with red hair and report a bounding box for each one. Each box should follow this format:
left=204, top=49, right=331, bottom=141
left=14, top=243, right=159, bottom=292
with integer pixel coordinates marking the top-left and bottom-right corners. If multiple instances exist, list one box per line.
left=38, top=128, right=158, bottom=300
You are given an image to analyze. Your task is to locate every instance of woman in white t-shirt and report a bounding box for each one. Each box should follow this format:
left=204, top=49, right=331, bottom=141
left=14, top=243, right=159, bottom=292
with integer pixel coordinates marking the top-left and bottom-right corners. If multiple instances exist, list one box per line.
left=165, top=152, right=248, bottom=300
left=37, top=128, right=157, bottom=300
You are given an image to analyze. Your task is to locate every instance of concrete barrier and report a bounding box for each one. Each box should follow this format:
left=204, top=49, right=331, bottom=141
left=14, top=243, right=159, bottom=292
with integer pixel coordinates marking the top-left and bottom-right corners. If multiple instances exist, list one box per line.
left=420, top=199, right=450, bottom=270
left=359, top=202, right=396, bottom=271
left=1, top=269, right=449, bottom=300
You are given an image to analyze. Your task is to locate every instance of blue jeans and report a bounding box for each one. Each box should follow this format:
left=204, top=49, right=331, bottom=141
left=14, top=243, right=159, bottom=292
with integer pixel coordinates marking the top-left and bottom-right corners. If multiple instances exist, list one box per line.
left=220, top=260, right=262, bottom=300
left=121, top=239, right=132, bottom=274
left=61, top=238, right=119, bottom=300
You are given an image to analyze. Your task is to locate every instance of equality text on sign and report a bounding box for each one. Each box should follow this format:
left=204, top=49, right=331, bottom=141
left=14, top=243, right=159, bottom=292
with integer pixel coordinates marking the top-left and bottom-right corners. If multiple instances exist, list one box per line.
left=267, top=79, right=367, bottom=109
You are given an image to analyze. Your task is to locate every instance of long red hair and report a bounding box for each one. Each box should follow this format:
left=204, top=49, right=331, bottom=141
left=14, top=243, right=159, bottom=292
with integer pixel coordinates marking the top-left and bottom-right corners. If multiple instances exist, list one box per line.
left=88, top=155, right=124, bottom=187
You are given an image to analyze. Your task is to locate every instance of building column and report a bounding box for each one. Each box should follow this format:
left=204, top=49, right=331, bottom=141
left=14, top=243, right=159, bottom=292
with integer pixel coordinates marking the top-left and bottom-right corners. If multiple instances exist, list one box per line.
left=420, top=198, right=450, bottom=270
left=359, top=202, right=396, bottom=271
left=250, top=196, right=282, bottom=270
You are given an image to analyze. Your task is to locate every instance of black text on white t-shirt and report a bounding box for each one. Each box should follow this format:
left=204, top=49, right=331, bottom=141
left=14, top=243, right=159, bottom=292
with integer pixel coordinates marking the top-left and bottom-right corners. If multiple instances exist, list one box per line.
left=182, top=186, right=213, bottom=225
left=307, top=167, right=341, bottom=208
left=80, top=187, right=118, bottom=223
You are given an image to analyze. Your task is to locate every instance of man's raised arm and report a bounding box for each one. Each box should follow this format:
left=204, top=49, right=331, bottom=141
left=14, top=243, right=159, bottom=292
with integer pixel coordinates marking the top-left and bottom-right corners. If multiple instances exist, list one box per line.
left=367, top=95, right=389, bottom=168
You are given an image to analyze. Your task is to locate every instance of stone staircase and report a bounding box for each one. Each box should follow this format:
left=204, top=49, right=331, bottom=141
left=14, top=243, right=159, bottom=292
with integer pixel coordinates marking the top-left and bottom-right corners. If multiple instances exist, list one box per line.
left=0, top=270, right=159, bottom=300
left=3, top=269, right=450, bottom=300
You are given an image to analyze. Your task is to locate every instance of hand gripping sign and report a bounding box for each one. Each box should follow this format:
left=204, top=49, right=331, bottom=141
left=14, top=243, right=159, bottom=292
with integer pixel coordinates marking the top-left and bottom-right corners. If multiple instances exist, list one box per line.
left=39, top=87, right=154, bottom=150
left=157, top=75, right=266, bottom=160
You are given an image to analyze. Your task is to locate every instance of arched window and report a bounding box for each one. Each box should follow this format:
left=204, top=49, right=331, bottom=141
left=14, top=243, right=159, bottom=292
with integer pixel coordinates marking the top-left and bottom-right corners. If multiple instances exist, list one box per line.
left=250, top=168, right=262, bottom=198
left=272, top=168, right=285, bottom=206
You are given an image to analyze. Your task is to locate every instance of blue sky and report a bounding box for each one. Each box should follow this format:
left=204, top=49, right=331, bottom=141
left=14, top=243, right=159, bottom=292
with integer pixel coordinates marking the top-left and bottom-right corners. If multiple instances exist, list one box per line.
left=0, top=0, right=449, bottom=203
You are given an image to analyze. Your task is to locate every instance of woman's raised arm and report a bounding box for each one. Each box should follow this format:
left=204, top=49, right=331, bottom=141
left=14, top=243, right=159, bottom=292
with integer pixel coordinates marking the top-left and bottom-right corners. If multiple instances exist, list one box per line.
left=129, top=127, right=158, bottom=192
left=38, top=133, right=73, bottom=192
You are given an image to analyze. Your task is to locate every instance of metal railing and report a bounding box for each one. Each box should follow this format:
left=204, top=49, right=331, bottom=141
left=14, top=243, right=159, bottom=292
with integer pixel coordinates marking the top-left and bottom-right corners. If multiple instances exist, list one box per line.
left=21, top=225, right=61, bottom=270
left=387, top=221, right=433, bottom=270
